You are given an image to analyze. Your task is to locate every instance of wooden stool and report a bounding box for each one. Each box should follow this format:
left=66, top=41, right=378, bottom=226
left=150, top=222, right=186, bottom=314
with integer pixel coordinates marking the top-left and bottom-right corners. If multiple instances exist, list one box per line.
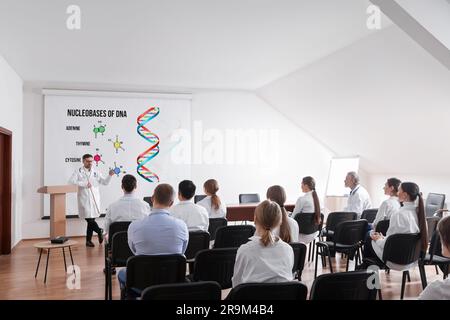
left=33, top=240, right=78, bottom=284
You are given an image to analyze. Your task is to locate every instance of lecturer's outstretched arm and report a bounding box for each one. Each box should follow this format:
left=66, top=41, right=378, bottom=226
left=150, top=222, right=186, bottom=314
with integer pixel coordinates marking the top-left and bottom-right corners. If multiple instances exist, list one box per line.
left=98, top=169, right=115, bottom=185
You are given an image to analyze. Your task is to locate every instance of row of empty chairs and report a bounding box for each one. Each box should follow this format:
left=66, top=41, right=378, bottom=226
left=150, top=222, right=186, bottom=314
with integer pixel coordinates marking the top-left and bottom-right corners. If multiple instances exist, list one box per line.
left=140, top=270, right=378, bottom=300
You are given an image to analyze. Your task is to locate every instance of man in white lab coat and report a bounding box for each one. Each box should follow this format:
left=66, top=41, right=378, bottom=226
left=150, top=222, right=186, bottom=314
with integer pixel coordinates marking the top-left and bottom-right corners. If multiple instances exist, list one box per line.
left=343, top=171, right=372, bottom=218
left=69, top=153, right=114, bottom=247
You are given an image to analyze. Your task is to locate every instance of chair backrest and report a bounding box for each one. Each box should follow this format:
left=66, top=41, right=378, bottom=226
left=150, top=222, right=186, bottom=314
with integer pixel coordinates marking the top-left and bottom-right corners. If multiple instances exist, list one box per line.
left=214, top=225, right=255, bottom=248
left=141, top=281, right=221, bottom=300
left=426, top=216, right=441, bottom=243
left=108, top=221, right=132, bottom=242
left=334, top=220, right=368, bottom=246
left=310, top=270, right=377, bottom=300
left=126, top=255, right=186, bottom=291
left=325, top=212, right=358, bottom=232
left=425, top=193, right=446, bottom=217
left=192, top=248, right=238, bottom=289
left=375, top=219, right=390, bottom=235
left=194, top=195, right=207, bottom=204
left=428, top=230, right=443, bottom=259
left=294, top=212, right=321, bottom=235
left=289, top=242, right=307, bottom=279
left=361, top=209, right=378, bottom=224
left=239, top=193, right=260, bottom=204
left=185, top=231, right=211, bottom=260
left=208, top=218, right=228, bottom=241
left=143, top=196, right=153, bottom=207
left=382, top=233, right=421, bottom=266
left=227, top=282, right=308, bottom=300
left=110, top=231, right=134, bottom=267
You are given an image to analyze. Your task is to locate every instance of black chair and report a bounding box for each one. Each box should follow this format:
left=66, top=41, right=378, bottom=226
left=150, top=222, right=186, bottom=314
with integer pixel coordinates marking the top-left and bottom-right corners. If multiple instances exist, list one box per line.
left=320, top=212, right=358, bottom=240
left=194, top=195, right=207, bottom=203
left=425, top=193, right=445, bottom=217
left=419, top=230, right=450, bottom=289
left=227, top=282, right=308, bottom=300
left=294, top=213, right=324, bottom=262
left=361, top=209, right=378, bottom=224
left=141, top=281, right=221, bottom=300
left=315, top=220, right=368, bottom=278
left=239, top=193, right=260, bottom=204
left=122, top=254, right=186, bottom=300
left=310, top=270, right=378, bottom=300
left=208, top=218, right=227, bottom=241
left=185, top=231, right=210, bottom=273
left=104, top=221, right=132, bottom=270
left=426, top=216, right=441, bottom=243
left=143, top=196, right=152, bottom=207
left=362, top=233, right=422, bottom=299
left=290, top=242, right=307, bottom=281
left=214, top=225, right=255, bottom=248
left=105, top=231, right=134, bottom=300
left=191, top=248, right=238, bottom=289
left=375, top=219, right=390, bottom=235
left=186, top=231, right=211, bottom=260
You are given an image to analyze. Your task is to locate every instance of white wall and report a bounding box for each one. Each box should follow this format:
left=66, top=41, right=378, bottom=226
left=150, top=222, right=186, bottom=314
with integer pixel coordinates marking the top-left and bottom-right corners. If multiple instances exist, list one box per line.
left=0, top=55, right=23, bottom=247
left=21, top=88, right=333, bottom=239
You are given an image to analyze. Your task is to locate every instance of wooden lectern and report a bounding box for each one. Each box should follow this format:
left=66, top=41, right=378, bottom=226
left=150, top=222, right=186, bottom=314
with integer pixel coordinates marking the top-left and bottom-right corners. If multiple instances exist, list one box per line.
left=37, top=185, right=78, bottom=238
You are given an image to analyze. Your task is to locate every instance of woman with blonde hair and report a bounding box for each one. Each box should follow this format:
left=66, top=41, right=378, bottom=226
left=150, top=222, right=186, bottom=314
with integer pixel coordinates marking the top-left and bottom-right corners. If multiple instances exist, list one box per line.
left=267, top=185, right=299, bottom=243
left=197, top=179, right=226, bottom=218
left=232, top=200, right=294, bottom=287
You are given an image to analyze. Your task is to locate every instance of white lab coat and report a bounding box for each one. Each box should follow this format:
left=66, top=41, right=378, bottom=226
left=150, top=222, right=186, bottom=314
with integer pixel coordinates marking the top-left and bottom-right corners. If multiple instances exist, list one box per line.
left=293, top=192, right=320, bottom=244
left=372, top=202, right=419, bottom=270
left=197, top=196, right=227, bottom=218
left=344, top=185, right=372, bottom=217
left=69, top=167, right=112, bottom=219
left=169, top=200, right=210, bottom=231
left=418, top=278, right=450, bottom=300
left=372, top=196, right=401, bottom=228
left=104, top=194, right=150, bottom=233
left=232, top=236, right=294, bottom=287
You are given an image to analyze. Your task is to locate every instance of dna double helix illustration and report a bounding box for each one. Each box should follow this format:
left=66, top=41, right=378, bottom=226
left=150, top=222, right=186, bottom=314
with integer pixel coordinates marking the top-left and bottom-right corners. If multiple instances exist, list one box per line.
left=137, top=106, right=160, bottom=183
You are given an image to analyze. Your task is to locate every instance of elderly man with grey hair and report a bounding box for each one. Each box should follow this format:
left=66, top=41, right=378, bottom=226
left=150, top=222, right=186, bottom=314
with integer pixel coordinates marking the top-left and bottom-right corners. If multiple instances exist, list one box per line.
left=343, top=171, right=372, bottom=218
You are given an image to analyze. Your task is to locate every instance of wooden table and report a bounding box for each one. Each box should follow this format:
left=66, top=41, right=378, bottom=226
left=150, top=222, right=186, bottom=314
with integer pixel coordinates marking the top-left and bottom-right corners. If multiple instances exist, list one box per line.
left=34, top=240, right=77, bottom=284
left=226, top=204, right=295, bottom=221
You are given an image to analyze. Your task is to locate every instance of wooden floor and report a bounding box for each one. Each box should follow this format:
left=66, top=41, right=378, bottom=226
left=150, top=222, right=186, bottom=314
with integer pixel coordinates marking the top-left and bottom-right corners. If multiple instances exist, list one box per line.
left=0, top=236, right=443, bottom=300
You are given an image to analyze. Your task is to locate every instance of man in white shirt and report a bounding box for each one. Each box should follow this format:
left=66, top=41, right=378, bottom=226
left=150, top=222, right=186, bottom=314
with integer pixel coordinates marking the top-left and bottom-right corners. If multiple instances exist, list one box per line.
left=170, top=180, right=209, bottom=231
left=104, top=174, right=150, bottom=236
left=343, top=171, right=372, bottom=218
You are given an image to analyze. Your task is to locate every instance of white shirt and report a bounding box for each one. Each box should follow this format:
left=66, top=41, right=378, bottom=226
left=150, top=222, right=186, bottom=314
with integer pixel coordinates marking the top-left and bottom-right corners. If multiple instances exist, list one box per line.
left=69, top=167, right=112, bottom=219
left=418, top=278, right=450, bottom=300
left=232, top=236, right=294, bottom=287
left=273, top=215, right=299, bottom=243
left=104, top=194, right=150, bottom=234
left=197, top=196, right=227, bottom=218
left=344, top=185, right=372, bottom=217
left=169, top=200, right=209, bottom=232
left=293, top=191, right=315, bottom=215
left=372, top=202, right=419, bottom=270
left=372, top=196, right=401, bottom=228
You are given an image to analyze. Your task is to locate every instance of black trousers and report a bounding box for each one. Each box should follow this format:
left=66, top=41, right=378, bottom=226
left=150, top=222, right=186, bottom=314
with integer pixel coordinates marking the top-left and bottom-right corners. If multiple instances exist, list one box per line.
left=85, top=218, right=102, bottom=242
left=357, top=236, right=385, bottom=269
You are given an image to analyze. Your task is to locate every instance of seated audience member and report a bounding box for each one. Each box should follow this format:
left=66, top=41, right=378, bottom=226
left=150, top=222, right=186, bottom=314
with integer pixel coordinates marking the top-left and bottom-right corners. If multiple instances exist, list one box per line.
left=419, top=215, right=450, bottom=300
left=104, top=174, right=150, bottom=236
left=267, top=185, right=299, bottom=243
left=293, top=176, right=322, bottom=244
left=118, top=183, right=188, bottom=287
left=232, top=200, right=294, bottom=287
left=359, top=182, right=427, bottom=270
left=197, top=179, right=226, bottom=218
left=170, top=180, right=209, bottom=231
left=343, top=171, right=372, bottom=218
left=372, top=177, right=401, bottom=229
